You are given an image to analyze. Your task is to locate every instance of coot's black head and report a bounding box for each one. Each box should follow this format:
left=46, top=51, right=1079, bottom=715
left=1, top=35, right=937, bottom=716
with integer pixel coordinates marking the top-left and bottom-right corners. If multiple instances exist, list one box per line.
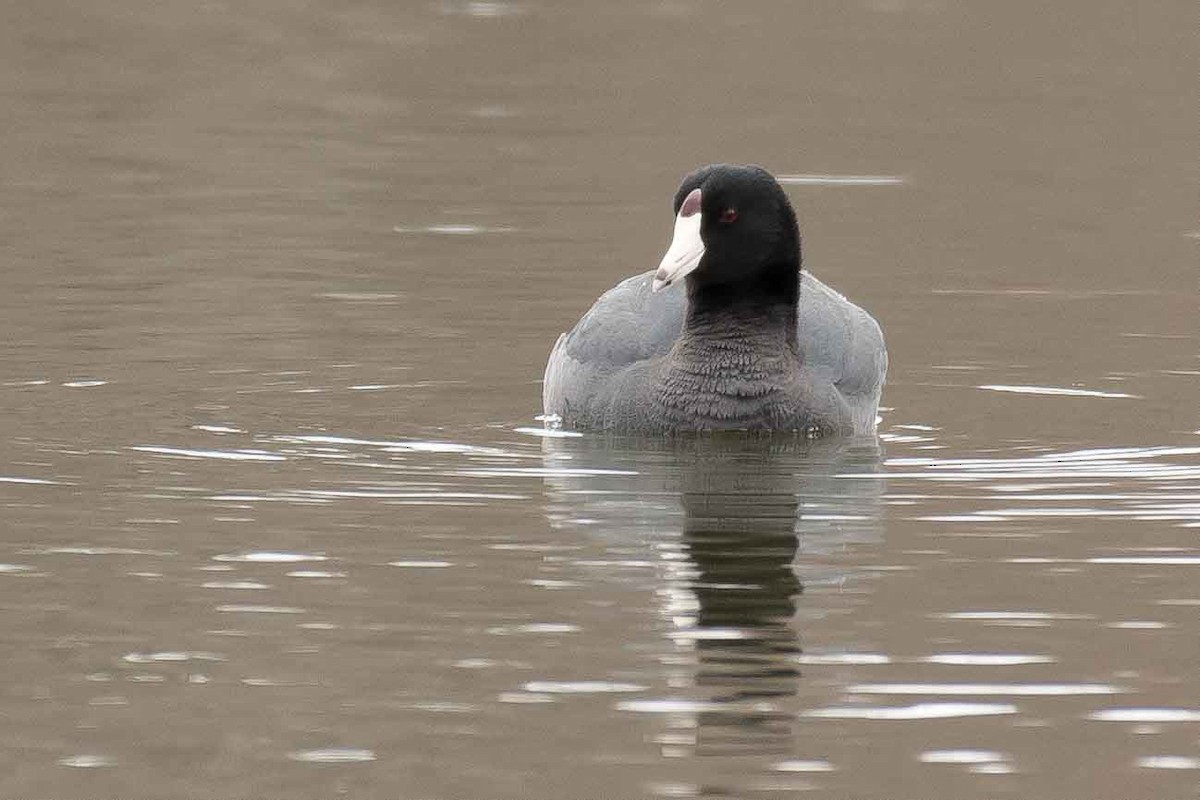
left=652, top=165, right=802, bottom=301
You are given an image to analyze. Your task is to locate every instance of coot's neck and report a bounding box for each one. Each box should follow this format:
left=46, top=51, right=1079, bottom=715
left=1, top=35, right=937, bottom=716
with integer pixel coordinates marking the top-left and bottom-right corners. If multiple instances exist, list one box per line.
left=681, top=261, right=801, bottom=354
left=657, top=260, right=803, bottom=428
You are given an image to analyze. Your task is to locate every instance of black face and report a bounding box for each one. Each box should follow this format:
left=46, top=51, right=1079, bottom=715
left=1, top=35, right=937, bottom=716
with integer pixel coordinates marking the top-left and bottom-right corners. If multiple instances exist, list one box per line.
left=672, top=164, right=802, bottom=293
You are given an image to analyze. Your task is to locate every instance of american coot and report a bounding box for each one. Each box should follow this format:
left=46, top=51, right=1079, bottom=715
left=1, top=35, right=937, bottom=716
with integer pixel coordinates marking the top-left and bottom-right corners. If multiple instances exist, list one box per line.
left=543, top=164, right=887, bottom=435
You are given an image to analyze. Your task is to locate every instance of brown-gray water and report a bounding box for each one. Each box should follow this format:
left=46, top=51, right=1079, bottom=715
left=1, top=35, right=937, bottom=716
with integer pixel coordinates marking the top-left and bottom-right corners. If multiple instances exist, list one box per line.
left=1, top=2, right=1197, bottom=798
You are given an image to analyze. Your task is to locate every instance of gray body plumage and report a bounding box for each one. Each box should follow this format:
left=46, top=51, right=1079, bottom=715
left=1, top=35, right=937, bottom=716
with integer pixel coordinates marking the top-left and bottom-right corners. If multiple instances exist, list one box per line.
left=543, top=269, right=887, bottom=435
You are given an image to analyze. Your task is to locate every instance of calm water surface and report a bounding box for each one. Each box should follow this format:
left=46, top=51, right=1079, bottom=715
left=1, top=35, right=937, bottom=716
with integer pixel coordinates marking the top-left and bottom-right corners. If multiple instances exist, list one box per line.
left=1, top=2, right=1197, bottom=798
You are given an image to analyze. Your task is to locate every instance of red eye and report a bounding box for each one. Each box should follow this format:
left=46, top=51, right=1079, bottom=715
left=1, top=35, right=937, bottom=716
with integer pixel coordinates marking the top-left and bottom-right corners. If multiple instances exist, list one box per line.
left=719, top=207, right=738, bottom=224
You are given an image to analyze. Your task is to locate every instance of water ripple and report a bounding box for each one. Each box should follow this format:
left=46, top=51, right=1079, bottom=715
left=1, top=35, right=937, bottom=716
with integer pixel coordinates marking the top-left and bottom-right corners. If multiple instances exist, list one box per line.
left=288, top=748, right=376, bottom=763
left=803, top=702, right=1018, bottom=720
left=978, top=384, right=1140, bottom=399
left=132, top=445, right=286, bottom=462
left=847, top=682, right=1123, bottom=696
left=1088, top=708, right=1200, bottom=723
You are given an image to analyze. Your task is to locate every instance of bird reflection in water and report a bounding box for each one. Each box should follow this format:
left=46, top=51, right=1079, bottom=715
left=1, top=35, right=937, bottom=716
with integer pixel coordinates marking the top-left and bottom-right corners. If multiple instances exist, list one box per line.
left=540, top=434, right=884, bottom=760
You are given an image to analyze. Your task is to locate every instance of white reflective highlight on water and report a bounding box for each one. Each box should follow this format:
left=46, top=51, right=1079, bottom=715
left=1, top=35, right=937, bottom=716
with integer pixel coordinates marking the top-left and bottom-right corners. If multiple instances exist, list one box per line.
left=1089, top=556, right=1200, bottom=565
left=392, top=224, right=516, bottom=234
left=923, top=654, right=1056, bottom=666
left=271, top=490, right=526, bottom=501
left=618, top=699, right=727, bottom=714
left=216, top=605, right=305, bottom=614
left=513, top=426, right=584, bottom=438
left=646, top=782, right=702, bottom=797
left=1005, top=555, right=1200, bottom=566
left=409, top=701, right=478, bottom=713
left=524, top=578, right=583, bottom=589
left=887, top=445, right=1200, bottom=487
left=773, top=759, right=836, bottom=772
left=919, top=749, right=1008, bottom=764
left=920, top=514, right=1010, bottom=522
left=273, top=434, right=516, bottom=457
left=202, top=580, right=271, bottom=590
left=191, top=424, right=245, bottom=434
left=1138, top=755, right=1200, bottom=770
left=132, top=445, right=286, bottom=462
left=31, top=547, right=175, bottom=557
left=522, top=681, right=647, bottom=694
left=668, top=627, right=759, bottom=642
left=803, top=702, right=1018, bottom=720
left=848, top=683, right=1123, bottom=696
left=1088, top=708, right=1200, bottom=722
left=795, top=653, right=892, bottom=665
left=461, top=466, right=639, bottom=478
left=486, top=623, right=579, bottom=635
left=58, top=755, right=115, bottom=768
left=978, top=384, right=1140, bottom=399
left=970, top=762, right=1016, bottom=774
left=287, top=748, right=376, bottom=763
left=936, top=611, right=1092, bottom=621
left=242, top=678, right=318, bottom=687
left=213, top=552, right=327, bottom=563
left=122, top=651, right=225, bottom=663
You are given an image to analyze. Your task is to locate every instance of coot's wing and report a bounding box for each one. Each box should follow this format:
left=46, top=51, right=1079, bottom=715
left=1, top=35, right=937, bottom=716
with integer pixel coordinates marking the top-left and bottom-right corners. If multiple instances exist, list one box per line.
left=542, top=271, right=684, bottom=418
left=797, top=272, right=888, bottom=427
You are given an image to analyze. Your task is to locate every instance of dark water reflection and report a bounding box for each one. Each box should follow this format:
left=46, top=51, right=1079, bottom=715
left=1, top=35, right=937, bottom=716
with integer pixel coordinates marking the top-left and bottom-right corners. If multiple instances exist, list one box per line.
left=541, top=435, right=882, bottom=771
